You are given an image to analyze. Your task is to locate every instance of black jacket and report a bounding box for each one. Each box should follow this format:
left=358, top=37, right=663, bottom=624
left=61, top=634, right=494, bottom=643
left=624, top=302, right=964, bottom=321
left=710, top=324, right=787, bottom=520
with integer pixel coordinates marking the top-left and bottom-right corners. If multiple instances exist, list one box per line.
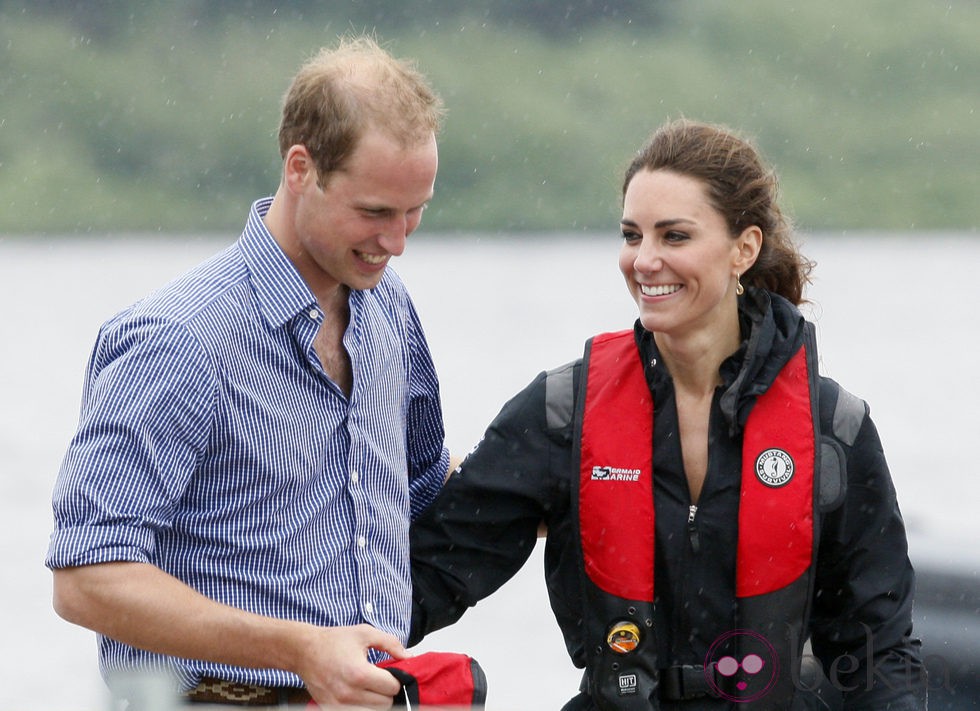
left=410, top=291, right=926, bottom=709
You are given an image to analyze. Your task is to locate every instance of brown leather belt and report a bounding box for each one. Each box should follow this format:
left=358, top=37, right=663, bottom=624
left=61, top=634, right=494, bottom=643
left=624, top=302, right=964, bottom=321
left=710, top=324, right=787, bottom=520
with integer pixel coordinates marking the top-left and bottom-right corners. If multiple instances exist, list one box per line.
left=185, top=676, right=313, bottom=706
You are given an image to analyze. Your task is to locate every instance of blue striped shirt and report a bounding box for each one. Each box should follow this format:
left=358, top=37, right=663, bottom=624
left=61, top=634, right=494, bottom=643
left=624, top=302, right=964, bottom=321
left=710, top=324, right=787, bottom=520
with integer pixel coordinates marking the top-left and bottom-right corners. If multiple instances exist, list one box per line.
left=46, top=198, right=450, bottom=690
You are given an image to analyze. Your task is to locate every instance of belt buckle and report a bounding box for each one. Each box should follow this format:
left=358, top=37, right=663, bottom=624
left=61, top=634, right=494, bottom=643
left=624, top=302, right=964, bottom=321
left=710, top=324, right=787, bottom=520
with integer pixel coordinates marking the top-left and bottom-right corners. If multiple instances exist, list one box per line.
left=660, top=665, right=684, bottom=699
left=660, top=664, right=719, bottom=701
left=682, top=663, right=716, bottom=699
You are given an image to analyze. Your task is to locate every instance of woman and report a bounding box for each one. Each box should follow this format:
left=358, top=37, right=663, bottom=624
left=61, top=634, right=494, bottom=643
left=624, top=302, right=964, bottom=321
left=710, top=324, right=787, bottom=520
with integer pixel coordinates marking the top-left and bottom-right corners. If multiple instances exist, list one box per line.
left=409, top=120, right=926, bottom=710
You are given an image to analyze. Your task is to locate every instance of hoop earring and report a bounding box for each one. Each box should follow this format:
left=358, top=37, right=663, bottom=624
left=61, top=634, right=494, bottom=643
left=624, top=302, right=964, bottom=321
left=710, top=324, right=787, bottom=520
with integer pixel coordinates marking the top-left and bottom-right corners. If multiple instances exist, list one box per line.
left=735, top=273, right=745, bottom=296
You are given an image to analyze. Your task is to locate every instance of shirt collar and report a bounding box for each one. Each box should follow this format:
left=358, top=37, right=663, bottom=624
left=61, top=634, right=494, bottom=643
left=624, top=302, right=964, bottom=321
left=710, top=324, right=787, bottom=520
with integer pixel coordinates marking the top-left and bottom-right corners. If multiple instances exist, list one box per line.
left=238, top=197, right=318, bottom=328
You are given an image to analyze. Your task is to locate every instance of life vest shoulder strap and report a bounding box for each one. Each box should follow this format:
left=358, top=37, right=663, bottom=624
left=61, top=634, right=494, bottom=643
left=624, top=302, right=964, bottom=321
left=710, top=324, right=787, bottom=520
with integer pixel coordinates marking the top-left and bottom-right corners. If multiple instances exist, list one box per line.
left=578, top=330, right=655, bottom=602
left=737, top=344, right=816, bottom=596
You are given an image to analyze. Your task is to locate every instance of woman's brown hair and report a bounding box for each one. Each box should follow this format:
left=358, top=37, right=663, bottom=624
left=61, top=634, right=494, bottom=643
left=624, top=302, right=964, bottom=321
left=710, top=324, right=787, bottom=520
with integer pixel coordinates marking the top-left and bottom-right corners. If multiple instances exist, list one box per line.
left=623, top=119, right=813, bottom=304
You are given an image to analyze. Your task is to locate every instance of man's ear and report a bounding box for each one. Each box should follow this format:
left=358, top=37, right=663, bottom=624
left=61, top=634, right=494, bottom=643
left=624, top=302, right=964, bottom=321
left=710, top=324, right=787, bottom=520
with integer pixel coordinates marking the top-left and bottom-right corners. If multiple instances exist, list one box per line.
left=283, top=145, right=316, bottom=194
left=734, top=225, right=763, bottom=273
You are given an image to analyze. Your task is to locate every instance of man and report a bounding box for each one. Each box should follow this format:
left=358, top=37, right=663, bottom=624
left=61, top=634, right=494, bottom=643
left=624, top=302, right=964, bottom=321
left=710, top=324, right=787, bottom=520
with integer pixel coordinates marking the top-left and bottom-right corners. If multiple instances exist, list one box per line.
left=47, top=36, right=451, bottom=709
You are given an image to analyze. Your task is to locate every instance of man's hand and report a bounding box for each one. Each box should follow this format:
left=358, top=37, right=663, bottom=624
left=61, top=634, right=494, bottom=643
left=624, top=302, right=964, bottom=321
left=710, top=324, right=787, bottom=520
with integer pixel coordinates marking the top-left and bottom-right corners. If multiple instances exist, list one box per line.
left=298, top=624, right=407, bottom=709
left=53, top=563, right=409, bottom=709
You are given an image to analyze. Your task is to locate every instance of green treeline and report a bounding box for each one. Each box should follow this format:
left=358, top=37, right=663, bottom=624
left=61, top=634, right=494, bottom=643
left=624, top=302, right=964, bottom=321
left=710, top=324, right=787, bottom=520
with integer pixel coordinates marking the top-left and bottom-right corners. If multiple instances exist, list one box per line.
left=1, top=0, right=977, bottom=235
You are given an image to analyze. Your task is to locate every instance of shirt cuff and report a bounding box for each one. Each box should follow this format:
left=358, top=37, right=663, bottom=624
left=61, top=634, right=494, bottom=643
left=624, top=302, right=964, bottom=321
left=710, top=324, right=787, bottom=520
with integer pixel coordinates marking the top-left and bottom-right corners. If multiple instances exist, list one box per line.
left=45, top=524, right=155, bottom=569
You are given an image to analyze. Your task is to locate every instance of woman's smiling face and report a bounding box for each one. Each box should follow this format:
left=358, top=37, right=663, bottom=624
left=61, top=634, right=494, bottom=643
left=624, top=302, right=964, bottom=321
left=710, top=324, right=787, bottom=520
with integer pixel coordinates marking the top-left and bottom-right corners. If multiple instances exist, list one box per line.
left=619, top=169, right=755, bottom=338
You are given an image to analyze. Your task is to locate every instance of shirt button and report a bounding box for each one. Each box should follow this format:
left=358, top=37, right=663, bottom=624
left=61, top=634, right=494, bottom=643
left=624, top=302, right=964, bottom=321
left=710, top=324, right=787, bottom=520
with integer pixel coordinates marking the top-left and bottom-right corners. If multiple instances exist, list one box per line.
left=357, top=536, right=366, bottom=548
left=364, top=601, right=374, bottom=614
left=308, top=308, right=319, bottom=320
left=350, top=470, right=359, bottom=484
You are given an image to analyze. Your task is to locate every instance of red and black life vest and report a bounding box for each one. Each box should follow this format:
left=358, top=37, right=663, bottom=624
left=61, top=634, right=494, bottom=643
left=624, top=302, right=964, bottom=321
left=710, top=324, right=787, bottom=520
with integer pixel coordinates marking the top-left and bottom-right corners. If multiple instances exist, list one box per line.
left=573, top=329, right=820, bottom=709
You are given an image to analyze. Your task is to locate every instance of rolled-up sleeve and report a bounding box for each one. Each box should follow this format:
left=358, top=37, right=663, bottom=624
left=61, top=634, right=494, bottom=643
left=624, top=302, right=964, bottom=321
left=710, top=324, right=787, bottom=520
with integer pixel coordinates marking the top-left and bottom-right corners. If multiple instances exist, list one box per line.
left=46, top=316, right=216, bottom=569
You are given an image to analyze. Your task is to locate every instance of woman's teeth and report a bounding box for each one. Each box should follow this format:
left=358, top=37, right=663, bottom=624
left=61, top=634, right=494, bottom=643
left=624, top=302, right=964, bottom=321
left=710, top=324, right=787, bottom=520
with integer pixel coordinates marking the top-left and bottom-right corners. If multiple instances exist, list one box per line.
left=640, top=284, right=681, bottom=296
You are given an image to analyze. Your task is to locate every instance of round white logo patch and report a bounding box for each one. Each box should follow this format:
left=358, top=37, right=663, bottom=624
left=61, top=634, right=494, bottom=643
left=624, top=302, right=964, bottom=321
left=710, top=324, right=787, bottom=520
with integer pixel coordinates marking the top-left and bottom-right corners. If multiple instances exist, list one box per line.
left=755, top=448, right=794, bottom=487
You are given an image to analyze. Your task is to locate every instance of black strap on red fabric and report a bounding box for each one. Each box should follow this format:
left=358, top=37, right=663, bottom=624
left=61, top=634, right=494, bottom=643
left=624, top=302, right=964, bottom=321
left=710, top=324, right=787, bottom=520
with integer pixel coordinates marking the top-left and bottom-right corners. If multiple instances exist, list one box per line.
left=378, top=651, right=487, bottom=707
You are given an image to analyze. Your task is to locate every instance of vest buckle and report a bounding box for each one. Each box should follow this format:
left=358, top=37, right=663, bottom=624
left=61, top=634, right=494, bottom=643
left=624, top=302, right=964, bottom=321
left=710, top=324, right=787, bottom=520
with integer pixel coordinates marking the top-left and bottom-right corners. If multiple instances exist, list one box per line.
left=660, top=664, right=721, bottom=700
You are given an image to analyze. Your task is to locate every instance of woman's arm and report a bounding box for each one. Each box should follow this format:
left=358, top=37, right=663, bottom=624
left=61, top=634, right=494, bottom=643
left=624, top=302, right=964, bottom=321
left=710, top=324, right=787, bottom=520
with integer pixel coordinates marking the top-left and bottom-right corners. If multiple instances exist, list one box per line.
left=409, top=370, right=566, bottom=644
left=810, top=385, right=927, bottom=709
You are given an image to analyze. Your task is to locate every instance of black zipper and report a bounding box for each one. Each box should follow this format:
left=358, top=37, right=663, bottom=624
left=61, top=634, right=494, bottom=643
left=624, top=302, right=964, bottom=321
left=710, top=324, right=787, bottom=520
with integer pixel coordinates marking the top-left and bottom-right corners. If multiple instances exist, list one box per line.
left=688, top=503, right=700, bottom=553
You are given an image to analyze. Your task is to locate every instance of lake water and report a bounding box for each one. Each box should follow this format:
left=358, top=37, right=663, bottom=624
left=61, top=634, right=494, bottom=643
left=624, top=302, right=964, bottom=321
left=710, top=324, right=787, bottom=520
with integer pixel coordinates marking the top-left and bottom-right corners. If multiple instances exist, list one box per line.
left=2, top=231, right=977, bottom=709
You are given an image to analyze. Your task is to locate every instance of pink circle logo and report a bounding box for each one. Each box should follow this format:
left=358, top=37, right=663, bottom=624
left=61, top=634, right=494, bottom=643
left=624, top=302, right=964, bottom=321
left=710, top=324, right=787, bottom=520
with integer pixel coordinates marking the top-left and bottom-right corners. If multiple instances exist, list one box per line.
left=704, top=629, right=779, bottom=702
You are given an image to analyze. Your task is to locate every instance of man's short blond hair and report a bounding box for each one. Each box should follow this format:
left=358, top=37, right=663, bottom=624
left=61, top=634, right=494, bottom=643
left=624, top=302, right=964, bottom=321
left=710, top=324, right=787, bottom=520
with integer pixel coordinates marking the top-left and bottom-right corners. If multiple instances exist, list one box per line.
left=278, top=35, right=444, bottom=180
